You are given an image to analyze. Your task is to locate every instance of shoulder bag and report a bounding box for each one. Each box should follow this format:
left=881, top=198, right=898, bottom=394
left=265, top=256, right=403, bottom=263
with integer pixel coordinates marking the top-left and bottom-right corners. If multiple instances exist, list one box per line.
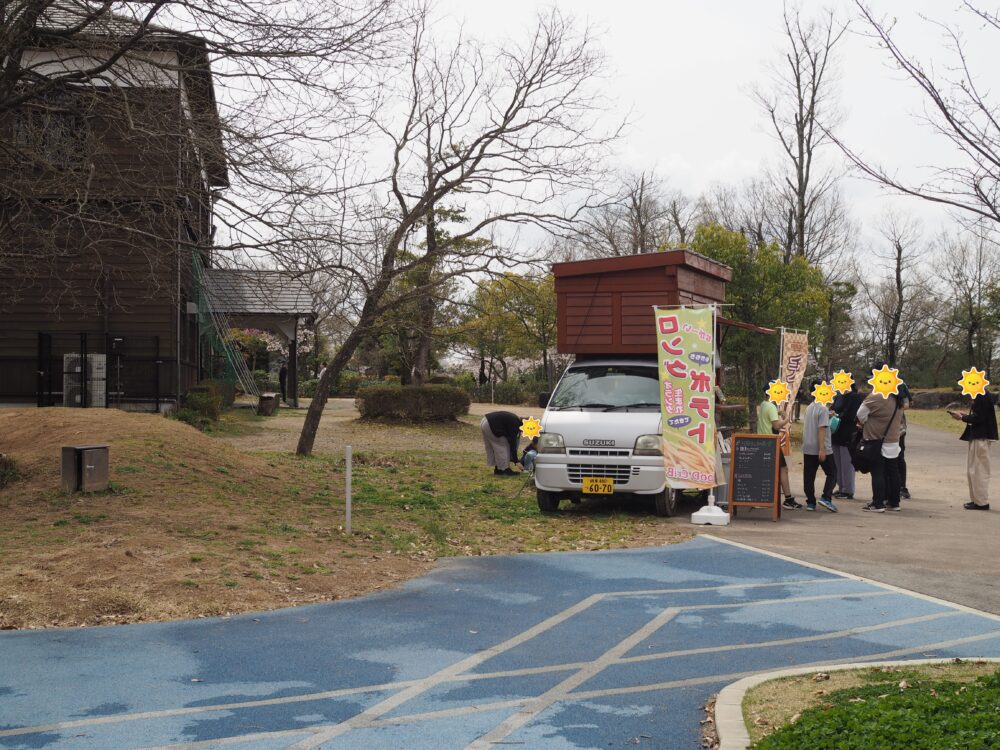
left=851, top=399, right=899, bottom=475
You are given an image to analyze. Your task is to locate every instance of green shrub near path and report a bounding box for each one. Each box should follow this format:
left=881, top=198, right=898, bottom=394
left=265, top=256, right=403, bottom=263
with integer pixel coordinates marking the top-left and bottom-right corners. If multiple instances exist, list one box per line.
left=356, top=384, right=470, bottom=422
left=753, top=668, right=1000, bottom=750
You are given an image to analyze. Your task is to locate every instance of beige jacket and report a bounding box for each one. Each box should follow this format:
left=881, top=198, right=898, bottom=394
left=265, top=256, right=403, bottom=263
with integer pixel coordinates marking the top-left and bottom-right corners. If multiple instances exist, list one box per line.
left=861, top=393, right=903, bottom=443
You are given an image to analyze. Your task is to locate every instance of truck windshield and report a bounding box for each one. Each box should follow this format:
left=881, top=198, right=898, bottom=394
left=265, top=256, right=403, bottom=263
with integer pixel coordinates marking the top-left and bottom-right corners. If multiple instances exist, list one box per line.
left=549, top=365, right=660, bottom=410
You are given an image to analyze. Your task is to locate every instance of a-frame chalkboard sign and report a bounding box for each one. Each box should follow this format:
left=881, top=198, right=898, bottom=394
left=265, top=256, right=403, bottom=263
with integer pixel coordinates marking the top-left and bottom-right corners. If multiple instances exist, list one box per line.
left=728, top=434, right=781, bottom=522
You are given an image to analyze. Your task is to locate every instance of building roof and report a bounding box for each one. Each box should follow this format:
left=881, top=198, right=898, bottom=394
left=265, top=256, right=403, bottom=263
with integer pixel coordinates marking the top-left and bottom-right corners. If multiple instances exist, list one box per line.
left=30, top=1, right=229, bottom=188
left=37, top=1, right=178, bottom=39
left=551, top=249, right=733, bottom=282
left=202, top=269, right=315, bottom=317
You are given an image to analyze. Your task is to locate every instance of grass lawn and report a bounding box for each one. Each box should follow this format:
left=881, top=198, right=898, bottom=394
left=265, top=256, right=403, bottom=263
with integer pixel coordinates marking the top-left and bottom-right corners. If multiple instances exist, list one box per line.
left=744, top=661, right=1000, bottom=748
left=905, top=407, right=966, bottom=435
left=0, top=404, right=688, bottom=629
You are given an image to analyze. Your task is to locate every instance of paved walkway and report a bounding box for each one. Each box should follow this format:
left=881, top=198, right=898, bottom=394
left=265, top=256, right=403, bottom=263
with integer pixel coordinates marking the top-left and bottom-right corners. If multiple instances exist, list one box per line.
left=3, top=537, right=1000, bottom=749
left=711, top=423, right=1000, bottom=614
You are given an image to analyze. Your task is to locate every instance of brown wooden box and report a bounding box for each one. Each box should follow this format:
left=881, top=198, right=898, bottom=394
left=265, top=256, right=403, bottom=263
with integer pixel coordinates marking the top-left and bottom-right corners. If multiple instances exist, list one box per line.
left=552, top=251, right=732, bottom=355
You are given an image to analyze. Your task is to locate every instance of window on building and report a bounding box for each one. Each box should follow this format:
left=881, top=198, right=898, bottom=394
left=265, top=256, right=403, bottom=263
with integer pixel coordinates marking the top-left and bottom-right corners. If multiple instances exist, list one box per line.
left=13, top=92, right=88, bottom=169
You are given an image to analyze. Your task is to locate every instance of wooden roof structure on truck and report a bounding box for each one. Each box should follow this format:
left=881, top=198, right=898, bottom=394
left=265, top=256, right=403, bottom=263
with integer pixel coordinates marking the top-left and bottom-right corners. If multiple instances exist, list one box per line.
left=552, top=250, right=733, bottom=355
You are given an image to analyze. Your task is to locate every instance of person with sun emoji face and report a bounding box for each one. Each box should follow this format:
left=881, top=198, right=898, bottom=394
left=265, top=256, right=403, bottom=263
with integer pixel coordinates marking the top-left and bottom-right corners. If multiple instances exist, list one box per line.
left=856, top=362, right=908, bottom=512
left=948, top=368, right=998, bottom=511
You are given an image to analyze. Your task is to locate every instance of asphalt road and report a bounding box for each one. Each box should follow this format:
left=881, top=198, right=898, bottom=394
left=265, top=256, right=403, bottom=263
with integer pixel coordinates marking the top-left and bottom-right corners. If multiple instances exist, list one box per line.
left=3, top=536, right=1000, bottom=750
left=710, top=423, right=1000, bottom=614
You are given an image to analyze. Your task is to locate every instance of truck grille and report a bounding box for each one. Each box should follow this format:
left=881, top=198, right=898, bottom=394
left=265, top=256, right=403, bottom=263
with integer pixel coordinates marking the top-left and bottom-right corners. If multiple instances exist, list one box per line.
left=568, top=449, right=631, bottom=457
left=567, top=464, right=639, bottom=484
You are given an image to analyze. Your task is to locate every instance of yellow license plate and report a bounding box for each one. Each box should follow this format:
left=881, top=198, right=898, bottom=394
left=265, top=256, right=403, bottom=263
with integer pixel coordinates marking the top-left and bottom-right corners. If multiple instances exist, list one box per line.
left=582, top=477, right=614, bottom=494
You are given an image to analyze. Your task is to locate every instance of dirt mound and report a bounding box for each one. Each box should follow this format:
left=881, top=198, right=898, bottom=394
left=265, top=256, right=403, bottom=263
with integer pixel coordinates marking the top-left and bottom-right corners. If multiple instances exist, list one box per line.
left=0, top=407, right=262, bottom=481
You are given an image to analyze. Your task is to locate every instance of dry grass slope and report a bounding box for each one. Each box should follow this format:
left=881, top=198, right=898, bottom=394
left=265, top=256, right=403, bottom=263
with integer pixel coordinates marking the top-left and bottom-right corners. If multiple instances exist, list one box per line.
left=0, top=408, right=425, bottom=629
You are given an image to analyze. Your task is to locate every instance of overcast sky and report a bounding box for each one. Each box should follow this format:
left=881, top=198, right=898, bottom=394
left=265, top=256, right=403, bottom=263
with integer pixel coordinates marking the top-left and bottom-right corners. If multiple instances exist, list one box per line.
left=437, top=0, right=997, bottom=249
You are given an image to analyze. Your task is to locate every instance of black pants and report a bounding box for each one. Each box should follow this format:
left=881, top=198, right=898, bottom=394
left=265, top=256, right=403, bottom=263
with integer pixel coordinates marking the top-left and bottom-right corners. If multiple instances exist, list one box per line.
left=803, top=453, right=837, bottom=504
left=870, top=452, right=901, bottom=509
left=898, top=433, right=907, bottom=488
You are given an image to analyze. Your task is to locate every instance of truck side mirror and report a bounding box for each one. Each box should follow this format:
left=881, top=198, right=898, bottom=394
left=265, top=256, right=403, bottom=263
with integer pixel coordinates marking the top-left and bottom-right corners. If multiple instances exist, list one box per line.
left=538, top=392, right=551, bottom=409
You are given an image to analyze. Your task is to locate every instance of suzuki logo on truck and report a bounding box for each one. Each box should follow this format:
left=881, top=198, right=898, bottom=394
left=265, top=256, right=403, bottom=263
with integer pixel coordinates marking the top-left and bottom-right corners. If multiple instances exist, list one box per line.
left=583, top=439, right=616, bottom=447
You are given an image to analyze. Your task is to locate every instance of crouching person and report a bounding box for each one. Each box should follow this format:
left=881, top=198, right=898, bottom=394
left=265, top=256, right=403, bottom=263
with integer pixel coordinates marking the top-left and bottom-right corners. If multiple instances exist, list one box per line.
left=481, top=410, right=522, bottom=476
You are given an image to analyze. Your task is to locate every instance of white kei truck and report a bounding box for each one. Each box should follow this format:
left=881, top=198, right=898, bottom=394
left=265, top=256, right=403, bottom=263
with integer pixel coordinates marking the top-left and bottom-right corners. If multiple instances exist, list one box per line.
left=532, top=251, right=762, bottom=516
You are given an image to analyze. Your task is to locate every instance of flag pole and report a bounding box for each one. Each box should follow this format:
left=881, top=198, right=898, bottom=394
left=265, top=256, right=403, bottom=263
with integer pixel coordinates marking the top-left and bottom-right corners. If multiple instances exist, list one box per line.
left=691, top=302, right=729, bottom=526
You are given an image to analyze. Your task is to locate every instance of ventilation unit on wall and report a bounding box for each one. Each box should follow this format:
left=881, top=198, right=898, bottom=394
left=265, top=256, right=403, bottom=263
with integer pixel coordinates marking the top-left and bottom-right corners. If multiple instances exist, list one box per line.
left=62, top=353, right=107, bottom=407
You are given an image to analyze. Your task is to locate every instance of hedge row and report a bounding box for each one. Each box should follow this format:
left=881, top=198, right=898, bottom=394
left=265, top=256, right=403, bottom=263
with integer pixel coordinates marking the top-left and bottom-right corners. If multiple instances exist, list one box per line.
left=356, top=385, right=470, bottom=422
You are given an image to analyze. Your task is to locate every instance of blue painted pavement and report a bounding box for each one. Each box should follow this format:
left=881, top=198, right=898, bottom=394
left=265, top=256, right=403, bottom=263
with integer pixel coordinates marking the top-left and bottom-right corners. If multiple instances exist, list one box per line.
left=2, top=536, right=999, bottom=749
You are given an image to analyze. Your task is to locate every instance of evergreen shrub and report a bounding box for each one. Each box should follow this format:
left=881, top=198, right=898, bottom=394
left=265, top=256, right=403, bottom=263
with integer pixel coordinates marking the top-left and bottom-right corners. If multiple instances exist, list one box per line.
left=356, top=385, right=470, bottom=422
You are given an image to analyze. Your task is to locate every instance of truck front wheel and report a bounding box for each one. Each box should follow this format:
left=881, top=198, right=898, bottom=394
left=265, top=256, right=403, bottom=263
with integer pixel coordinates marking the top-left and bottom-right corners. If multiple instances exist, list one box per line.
left=653, top=489, right=679, bottom=517
left=537, top=489, right=561, bottom=513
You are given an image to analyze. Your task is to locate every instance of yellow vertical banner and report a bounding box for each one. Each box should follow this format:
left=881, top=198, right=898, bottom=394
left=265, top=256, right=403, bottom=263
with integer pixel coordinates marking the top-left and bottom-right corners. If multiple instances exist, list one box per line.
left=655, top=306, right=716, bottom=489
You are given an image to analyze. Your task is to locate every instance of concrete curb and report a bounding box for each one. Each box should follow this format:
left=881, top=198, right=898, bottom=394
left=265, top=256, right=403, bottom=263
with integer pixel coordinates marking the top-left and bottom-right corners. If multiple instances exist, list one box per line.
left=715, top=657, right=1000, bottom=750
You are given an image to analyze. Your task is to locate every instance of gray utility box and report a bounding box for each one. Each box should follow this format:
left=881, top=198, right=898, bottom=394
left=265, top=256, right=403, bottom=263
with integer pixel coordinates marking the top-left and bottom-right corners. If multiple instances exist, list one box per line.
left=61, top=444, right=110, bottom=493
left=257, top=392, right=280, bottom=417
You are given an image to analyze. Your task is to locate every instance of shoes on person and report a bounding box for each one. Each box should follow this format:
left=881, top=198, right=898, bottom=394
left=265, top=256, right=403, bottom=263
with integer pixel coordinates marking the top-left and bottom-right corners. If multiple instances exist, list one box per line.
left=862, top=503, right=885, bottom=513
left=782, top=497, right=803, bottom=510
left=818, top=496, right=838, bottom=513
left=494, top=467, right=516, bottom=476
left=900, top=488, right=911, bottom=499
left=805, top=503, right=816, bottom=511
left=885, top=505, right=901, bottom=512
left=964, top=502, right=990, bottom=511
left=833, top=492, right=854, bottom=500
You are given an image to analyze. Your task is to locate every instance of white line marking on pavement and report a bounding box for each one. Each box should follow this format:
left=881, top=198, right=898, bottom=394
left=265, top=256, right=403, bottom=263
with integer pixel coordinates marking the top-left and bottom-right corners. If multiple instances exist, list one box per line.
left=141, top=630, right=1000, bottom=749
left=0, top=681, right=419, bottom=740
left=616, top=610, right=960, bottom=664
left=1, top=588, right=901, bottom=745
left=285, top=593, right=610, bottom=749
left=703, top=535, right=1000, bottom=623
left=0, top=579, right=836, bottom=741
left=8, top=557, right=989, bottom=749
left=569, top=630, right=1000, bottom=701
left=465, top=608, right=681, bottom=749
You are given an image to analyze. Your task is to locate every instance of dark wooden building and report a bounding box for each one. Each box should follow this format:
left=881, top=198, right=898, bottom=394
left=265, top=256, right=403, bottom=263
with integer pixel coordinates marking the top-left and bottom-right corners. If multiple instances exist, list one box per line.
left=0, top=4, right=230, bottom=410
left=552, top=251, right=733, bottom=355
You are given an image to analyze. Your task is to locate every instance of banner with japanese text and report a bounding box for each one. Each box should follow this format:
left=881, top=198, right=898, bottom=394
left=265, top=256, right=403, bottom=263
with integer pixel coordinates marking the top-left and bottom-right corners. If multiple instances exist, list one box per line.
left=778, top=330, right=809, bottom=455
left=655, top=306, right=716, bottom=489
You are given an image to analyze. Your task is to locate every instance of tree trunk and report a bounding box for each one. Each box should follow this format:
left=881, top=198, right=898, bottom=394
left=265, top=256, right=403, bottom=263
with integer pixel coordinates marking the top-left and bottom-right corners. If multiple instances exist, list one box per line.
left=887, top=241, right=905, bottom=367
left=296, top=323, right=368, bottom=455
left=410, top=203, right=437, bottom=386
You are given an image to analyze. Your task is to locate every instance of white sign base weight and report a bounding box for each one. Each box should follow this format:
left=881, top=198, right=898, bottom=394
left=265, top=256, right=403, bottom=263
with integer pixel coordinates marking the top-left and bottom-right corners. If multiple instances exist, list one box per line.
left=691, top=504, right=730, bottom=526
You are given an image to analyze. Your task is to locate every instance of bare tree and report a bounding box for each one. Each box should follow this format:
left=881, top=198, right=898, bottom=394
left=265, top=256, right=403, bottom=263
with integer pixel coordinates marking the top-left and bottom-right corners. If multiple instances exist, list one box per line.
left=755, top=3, right=848, bottom=264
left=857, top=212, right=932, bottom=367
left=838, top=2, right=1000, bottom=225
left=294, top=8, right=619, bottom=455
left=573, top=170, right=695, bottom=257
left=940, top=225, right=1000, bottom=373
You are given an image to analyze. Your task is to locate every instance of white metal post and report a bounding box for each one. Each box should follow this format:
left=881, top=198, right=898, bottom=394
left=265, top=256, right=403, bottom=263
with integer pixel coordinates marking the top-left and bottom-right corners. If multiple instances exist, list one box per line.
left=345, top=445, right=352, bottom=535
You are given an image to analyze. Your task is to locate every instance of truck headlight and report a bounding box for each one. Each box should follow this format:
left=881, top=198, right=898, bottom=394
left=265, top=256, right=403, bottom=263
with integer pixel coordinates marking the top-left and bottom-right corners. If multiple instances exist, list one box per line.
left=633, top=435, right=662, bottom=456
left=539, top=433, right=565, bottom=454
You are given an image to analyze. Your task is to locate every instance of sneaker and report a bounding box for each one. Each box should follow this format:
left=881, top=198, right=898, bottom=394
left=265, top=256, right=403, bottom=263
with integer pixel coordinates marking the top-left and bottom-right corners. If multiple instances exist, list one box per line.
left=862, top=503, right=885, bottom=513
left=886, top=505, right=901, bottom=512
left=900, top=488, right=911, bottom=499
left=783, top=497, right=803, bottom=510
left=806, top=503, right=816, bottom=511
left=495, top=467, right=516, bottom=476
left=818, top=496, right=838, bottom=513
left=964, top=502, right=990, bottom=511
left=833, top=492, right=854, bottom=500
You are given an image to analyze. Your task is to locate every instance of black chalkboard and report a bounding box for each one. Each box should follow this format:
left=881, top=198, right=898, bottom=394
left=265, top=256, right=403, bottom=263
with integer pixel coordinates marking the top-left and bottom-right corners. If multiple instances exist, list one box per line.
left=729, top=434, right=781, bottom=522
